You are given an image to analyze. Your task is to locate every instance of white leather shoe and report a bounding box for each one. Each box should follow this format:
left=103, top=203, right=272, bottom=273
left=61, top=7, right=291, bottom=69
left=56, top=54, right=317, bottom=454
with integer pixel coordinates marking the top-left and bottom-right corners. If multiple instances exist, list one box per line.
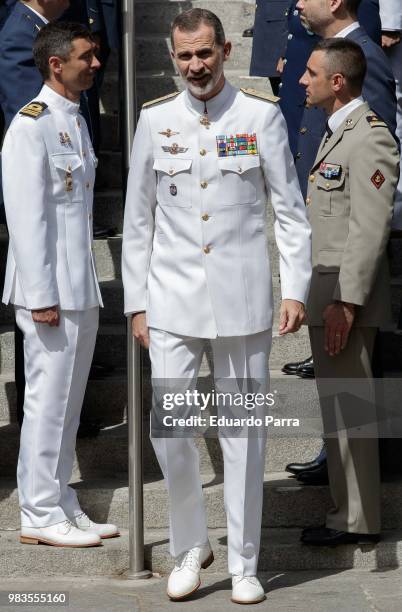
left=20, top=520, right=102, bottom=547
left=231, top=575, right=266, bottom=604
left=167, top=542, right=214, bottom=601
left=70, top=512, right=120, bottom=539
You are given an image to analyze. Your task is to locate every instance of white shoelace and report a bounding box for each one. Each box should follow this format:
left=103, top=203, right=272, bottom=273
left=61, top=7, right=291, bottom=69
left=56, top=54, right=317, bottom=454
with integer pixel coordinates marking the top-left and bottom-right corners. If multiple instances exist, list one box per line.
left=175, top=548, right=199, bottom=572
left=233, top=575, right=261, bottom=587
left=58, top=520, right=73, bottom=534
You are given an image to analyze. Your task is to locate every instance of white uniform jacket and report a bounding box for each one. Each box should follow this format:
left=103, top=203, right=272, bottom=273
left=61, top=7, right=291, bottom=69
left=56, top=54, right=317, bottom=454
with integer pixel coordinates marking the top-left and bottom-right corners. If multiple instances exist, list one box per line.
left=380, top=0, right=402, bottom=31
left=122, top=80, right=311, bottom=338
left=2, top=85, right=103, bottom=310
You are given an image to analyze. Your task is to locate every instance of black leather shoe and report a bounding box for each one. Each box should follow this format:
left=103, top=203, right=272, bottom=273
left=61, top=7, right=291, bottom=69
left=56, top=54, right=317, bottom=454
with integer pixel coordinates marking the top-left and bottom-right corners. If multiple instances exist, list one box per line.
left=296, top=356, right=315, bottom=378
left=282, top=355, right=313, bottom=375
left=297, top=461, right=329, bottom=485
left=301, top=526, right=381, bottom=546
left=93, top=224, right=118, bottom=239
left=242, top=27, right=254, bottom=37
left=286, top=456, right=327, bottom=475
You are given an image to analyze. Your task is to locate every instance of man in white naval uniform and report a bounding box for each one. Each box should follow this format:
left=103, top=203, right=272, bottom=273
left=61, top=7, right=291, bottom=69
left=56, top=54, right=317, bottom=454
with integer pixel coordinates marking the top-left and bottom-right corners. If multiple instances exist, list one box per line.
left=122, top=8, right=311, bottom=604
left=380, top=0, right=402, bottom=227
left=2, top=22, right=119, bottom=547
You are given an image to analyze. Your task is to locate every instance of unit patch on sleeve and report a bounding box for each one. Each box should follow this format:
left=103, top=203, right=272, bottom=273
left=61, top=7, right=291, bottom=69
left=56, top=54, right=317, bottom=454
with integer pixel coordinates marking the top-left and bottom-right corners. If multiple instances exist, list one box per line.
left=371, top=169, right=385, bottom=189
left=216, top=133, right=258, bottom=157
left=19, top=101, right=48, bottom=118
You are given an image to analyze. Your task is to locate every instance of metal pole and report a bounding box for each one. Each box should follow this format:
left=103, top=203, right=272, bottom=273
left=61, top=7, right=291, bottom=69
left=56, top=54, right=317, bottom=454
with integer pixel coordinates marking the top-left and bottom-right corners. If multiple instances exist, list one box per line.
left=121, top=0, right=152, bottom=580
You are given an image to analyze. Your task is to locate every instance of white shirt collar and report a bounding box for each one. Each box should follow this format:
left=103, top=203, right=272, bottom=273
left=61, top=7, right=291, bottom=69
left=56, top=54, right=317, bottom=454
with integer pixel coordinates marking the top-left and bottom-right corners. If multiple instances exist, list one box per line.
left=328, top=96, right=365, bottom=133
left=22, top=4, right=49, bottom=24
left=334, top=21, right=360, bottom=38
left=39, top=84, right=80, bottom=115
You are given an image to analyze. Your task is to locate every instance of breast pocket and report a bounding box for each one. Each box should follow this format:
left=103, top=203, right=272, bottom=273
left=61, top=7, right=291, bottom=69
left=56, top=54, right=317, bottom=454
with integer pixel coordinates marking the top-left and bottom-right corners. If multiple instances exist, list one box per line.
left=218, top=155, right=260, bottom=205
left=50, top=152, right=83, bottom=203
left=316, top=170, right=346, bottom=216
left=153, top=158, right=193, bottom=207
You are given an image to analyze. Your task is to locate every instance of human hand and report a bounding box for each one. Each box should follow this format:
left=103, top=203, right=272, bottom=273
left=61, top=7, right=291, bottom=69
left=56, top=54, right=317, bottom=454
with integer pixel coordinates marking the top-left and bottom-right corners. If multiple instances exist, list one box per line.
left=131, top=312, right=149, bottom=349
left=323, top=302, right=355, bottom=356
left=382, top=31, right=401, bottom=48
left=276, top=57, right=285, bottom=74
left=279, top=299, right=305, bottom=335
left=31, top=305, right=60, bottom=327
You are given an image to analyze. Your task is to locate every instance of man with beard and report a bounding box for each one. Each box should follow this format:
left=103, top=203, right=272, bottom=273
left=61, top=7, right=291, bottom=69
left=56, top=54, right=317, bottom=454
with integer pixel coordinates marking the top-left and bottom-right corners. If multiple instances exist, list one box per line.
left=123, top=7, right=311, bottom=605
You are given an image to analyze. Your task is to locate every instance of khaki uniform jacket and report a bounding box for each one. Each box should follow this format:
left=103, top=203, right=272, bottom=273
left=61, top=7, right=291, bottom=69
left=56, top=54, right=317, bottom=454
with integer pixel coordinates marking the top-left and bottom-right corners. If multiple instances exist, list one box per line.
left=306, top=102, right=399, bottom=327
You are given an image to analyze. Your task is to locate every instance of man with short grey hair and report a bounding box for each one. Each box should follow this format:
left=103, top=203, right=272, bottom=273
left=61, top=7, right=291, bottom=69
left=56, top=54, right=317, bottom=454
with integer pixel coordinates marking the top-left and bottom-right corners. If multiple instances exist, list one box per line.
left=123, top=7, right=311, bottom=605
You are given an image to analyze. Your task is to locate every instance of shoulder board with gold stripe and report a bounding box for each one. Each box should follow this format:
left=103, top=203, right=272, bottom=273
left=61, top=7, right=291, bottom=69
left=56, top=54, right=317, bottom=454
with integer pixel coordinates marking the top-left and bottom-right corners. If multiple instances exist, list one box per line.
left=142, top=92, right=180, bottom=108
left=366, top=115, right=387, bottom=128
left=240, top=88, right=280, bottom=103
left=19, top=101, right=48, bottom=118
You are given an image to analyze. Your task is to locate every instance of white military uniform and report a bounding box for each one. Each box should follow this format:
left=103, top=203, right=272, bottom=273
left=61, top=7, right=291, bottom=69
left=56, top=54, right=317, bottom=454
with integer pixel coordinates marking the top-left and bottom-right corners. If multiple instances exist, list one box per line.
left=122, top=80, right=311, bottom=575
left=380, top=0, right=402, bottom=228
left=2, top=84, right=103, bottom=528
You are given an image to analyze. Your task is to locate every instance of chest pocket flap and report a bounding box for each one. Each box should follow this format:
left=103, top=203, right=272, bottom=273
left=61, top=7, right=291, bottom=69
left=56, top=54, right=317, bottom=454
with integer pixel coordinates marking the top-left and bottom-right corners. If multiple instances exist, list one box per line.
left=51, top=152, right=82, bottom=172
left=316, top=169, right=345, bottom=191
left=218, top=155, right=261, bottom=175
left=153, top=158, right=192, bottom=176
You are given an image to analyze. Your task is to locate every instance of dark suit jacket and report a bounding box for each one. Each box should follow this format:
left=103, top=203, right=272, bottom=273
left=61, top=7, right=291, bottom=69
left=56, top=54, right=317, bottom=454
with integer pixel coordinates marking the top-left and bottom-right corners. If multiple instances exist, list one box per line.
left=0, top=1, right=44, bottom=128
left=250, top=0, right=380, bottom=80
left=279, top=1, right=382, bottom=158
left=62, top=0, right=118, bottom=49
left=294, top=27, right=396, bottom=198
left=250, top=0, right=293, bottom=77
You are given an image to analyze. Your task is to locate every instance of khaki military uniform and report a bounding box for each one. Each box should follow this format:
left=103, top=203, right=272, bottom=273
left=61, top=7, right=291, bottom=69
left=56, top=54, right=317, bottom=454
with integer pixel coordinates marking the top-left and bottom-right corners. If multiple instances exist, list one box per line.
left=306, top=101, right=399, bottom=533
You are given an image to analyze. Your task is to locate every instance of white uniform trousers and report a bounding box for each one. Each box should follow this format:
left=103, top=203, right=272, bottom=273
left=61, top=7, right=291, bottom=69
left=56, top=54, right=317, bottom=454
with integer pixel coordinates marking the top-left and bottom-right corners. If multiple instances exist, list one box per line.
left=149, top=328, right=272, bottom=576
left=15, top=306, right=99, bottom=527
left=387, top=41, right=402, bottom=228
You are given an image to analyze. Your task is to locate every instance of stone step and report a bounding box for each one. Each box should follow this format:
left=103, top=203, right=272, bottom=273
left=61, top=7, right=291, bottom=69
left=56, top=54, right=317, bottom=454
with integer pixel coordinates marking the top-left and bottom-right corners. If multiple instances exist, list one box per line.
left=0, top=372, right=126, bottom=426
left=1, top=527, right=402, bottom=576
left=93, top=236, right=122, bottom=280
left=3, top=473, right=402, bottom=531
left=0, top=279, right=123, bottom=327
left=135, top=0, right=256, bottom=35
left=0, top=324, right=126, bottom=374
left=0, top=235, right=122, bottom=285
left=0, top=374, right=323, bottom=476
left=0, top=315, right=311, bottom=373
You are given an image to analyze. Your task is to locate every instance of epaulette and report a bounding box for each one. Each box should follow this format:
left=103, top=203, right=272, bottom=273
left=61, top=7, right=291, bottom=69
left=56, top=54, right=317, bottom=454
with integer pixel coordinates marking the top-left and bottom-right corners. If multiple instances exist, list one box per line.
left=240, top=88, right=280, bottom=103
left=19, top=101, right=48, bottom=118
left=366, top=114, right=387, bottom=128
left=142, top=92, right=180, bottom=108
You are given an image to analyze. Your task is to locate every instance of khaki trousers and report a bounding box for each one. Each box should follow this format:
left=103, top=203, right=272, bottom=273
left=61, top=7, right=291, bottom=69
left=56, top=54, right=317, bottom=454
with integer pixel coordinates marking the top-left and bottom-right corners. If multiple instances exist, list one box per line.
left=309, top=326, right=380, bottom=534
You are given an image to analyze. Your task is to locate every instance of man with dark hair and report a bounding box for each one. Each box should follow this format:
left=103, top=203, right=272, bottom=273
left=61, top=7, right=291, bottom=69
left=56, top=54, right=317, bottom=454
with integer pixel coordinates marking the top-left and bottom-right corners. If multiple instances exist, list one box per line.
left=2, top=21, right=119, bottom=547
left=0, top=0, right=70, bottom=430
left=123, top=7, right=311, bottom=605
left=280, top=0, right=397, bottom=482
left=298, top=38, right=399, bottom=546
